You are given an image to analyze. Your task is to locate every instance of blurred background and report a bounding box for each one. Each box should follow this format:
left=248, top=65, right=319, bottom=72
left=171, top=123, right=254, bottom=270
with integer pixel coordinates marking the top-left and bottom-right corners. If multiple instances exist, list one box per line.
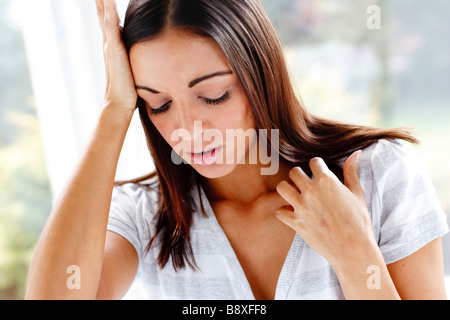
left=0, top=0, right=449, bottom=299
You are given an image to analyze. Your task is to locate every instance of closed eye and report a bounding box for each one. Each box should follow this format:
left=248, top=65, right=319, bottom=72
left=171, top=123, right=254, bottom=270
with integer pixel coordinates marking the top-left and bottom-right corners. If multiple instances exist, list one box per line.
left=148, top=90, right=231, bottom=116
left=148, top=100, right=172, bottom=116
left=203, top=90, right=231, bottom=105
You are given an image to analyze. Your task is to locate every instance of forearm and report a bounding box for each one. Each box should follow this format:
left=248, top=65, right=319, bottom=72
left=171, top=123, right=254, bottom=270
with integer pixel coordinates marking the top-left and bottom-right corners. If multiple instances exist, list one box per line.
left=332, top=242, right=401, bottom=300
left=25, top=105, right=134, bottom=299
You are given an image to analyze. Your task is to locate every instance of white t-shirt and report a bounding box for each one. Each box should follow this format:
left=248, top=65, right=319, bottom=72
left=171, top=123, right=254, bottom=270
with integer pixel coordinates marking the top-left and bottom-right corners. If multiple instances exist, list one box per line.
left=107, top=139, right=448, bottom=299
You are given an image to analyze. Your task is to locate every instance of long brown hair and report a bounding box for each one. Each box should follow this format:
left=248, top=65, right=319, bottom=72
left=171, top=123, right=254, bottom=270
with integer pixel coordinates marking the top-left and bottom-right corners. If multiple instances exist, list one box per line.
left=118, top=0, right=418, bottom=271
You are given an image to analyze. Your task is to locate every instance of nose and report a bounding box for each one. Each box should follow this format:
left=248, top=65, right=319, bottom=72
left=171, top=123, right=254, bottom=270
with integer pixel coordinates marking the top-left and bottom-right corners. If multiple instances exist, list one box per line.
left=174, top=100, right=209, bottom=148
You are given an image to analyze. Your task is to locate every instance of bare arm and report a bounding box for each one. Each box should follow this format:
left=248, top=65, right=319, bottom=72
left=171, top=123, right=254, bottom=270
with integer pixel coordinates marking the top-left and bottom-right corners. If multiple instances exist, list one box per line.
left=334, top=237, right=446, bottom=300
left=25, top=105, right=134, bottom=299
left=25, top=0, right=139, bottom=299
left=96, top=231, right=139, bottom=300
left=387, top=238, right=446, bottom=300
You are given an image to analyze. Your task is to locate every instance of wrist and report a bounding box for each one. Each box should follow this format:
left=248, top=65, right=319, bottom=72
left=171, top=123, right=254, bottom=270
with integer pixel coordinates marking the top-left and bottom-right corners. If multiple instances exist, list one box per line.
left=330, top=238, right=382, bottom=278
left=100, top=101, right=135, bottom=127
left=330, top=242, right=400, bottom=300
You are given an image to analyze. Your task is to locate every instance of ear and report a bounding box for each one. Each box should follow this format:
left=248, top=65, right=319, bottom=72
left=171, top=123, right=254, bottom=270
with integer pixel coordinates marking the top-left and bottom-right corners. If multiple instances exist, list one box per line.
left=343, top=150, right=364, bottom=198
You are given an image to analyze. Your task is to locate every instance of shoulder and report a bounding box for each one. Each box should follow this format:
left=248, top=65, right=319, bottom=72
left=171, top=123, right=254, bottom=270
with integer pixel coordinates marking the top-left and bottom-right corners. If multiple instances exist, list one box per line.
left=112, top=174, right=161, bottom=213
left=356, top=139, right=448, bottom=264
left=359, top=138, right=418, bottom=173
left=361, top=139, right=421, bottom=182
left=108, top=174, right=161, bottom=256
left=357, top=138, right=434, bottom=209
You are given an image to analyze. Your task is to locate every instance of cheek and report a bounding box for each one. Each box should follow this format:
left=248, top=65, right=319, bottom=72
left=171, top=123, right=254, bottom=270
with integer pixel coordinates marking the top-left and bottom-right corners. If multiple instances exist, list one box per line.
left=151, top=118, right=177, bottom=147
left=234, top=87, right=255, bottom=127
left=218, top=95, right=254, bottom=131
left=218, top=99, right=256, bottom=161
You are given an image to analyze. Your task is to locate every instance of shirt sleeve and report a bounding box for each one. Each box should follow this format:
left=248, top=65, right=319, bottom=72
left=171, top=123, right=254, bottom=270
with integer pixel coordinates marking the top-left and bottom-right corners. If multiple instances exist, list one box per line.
left=370, top=139, right=448, bottom=264
left=107, top=184, right=144, bottom=258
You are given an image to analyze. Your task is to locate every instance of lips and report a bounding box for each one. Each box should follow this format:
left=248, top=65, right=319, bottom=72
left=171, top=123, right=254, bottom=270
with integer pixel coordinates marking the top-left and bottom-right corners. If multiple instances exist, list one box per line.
left=189, top=146, right=222, bottom=166
left=191, top=148, right=215, bottom=156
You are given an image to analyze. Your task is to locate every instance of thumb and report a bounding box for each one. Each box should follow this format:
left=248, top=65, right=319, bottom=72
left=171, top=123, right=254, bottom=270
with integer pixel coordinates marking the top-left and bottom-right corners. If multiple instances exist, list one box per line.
left=343, top=150, right=364, bottom=197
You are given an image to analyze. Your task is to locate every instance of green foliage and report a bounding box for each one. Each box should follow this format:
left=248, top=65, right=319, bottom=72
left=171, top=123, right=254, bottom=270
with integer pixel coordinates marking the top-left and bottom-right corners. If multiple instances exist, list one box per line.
left=0, top=112, right=52, bottom=300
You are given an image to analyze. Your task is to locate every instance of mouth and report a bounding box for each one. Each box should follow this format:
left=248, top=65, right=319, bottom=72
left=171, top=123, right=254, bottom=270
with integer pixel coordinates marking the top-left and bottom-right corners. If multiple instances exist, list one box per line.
left=191, top=147, right=215, bottom=156
left=189, top=146, right=222, bottom=166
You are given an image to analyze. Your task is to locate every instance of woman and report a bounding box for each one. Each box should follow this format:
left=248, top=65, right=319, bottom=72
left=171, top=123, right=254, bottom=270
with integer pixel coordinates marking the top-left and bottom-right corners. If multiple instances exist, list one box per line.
left=26, top=0, right=448, bottom=300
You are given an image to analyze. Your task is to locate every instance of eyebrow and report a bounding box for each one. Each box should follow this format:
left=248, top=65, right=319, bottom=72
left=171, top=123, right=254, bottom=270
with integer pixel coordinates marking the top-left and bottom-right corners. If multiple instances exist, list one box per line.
left=136, top=70, right=233, bottom=94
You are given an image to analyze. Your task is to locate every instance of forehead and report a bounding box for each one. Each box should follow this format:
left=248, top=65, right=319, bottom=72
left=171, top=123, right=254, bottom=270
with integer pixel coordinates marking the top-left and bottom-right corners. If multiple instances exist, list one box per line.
left=129, top=30, right=232, bottom=88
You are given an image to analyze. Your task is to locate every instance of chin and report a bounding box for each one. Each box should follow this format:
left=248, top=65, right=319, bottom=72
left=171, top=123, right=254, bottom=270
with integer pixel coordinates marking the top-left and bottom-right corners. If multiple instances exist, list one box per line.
left=174, top=143, right=248, bottom=179
left=191, top=162, right=237, bottom=179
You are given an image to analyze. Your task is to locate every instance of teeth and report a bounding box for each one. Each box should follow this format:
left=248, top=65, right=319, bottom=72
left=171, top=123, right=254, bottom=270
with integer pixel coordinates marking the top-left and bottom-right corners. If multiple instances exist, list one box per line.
left=195, top=148, right=213, bottom=155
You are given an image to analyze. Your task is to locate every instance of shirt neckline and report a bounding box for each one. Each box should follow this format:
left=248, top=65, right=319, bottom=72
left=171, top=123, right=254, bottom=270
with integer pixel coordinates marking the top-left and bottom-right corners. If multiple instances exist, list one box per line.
left=194, top=182, right=306, bottom=300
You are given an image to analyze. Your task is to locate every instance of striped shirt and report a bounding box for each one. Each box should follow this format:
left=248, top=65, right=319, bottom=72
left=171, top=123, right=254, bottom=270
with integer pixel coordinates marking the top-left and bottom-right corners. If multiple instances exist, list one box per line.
left=107, top=139, right=448, bottom=299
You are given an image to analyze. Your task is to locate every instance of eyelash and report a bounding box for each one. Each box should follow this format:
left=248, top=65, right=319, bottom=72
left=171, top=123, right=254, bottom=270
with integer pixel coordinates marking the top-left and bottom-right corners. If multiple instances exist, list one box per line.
left=149, top=91, right=231, bottom=116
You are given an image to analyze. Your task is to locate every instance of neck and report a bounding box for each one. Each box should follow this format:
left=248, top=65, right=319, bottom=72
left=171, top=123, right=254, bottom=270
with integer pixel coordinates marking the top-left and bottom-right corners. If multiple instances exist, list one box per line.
left=200, top=156, right=294, bottom=207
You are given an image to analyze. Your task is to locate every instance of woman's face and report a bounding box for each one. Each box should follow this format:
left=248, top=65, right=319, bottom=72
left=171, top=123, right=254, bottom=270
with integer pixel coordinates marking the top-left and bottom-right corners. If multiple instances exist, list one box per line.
left=130, top=30, right=256, bottom=179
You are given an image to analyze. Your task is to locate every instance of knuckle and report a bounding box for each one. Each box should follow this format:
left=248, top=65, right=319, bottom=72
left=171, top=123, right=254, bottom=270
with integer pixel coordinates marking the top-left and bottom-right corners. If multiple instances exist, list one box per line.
left=309, top=157, right=322, bottom=164
left=312, top=171, right=328, bottom=185
left=96, top=6, right=104, bottom=18
left=311, top=157, right=328, bottom=169
left=316, top=169, right=331, bottom=181
left=309, top=157, right=322, bottom=169
left=293, top=198, right=302, bottom=209
left=275, top=181, right=284, bottom=194
left=276, top=180, right=289, bottom=192
left=292, top=212, right=305, bottom=227
left=289, top=167, right=300, bottom=180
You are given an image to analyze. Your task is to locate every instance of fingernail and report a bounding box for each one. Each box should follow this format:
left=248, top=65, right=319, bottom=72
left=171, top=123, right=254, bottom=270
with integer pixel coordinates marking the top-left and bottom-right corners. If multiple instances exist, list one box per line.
left=354, top=150, right=362, bottom=164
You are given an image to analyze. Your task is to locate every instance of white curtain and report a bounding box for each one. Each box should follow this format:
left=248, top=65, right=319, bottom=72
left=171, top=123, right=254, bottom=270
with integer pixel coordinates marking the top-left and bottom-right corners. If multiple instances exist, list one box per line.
left=12, top=0, right=154, bottom=201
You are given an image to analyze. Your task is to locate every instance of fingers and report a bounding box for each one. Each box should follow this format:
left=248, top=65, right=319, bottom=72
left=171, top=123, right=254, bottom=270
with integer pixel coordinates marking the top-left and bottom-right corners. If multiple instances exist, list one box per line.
left=95, top=0, right=124, bottom=58
left=277, top=156, right=360, bottom=212
left=276, top=180, right=301, bottom=208
left=309, top=157, right=332, bottom=179
left=95, top=0, right=109, bottom=88
left=95, top=0, right=131, bottom=97
left=103, top=0, right=123, bottom=49
left=288, top=166, right=311, bottom=192
left=94, top=0, right=137, bottom=110
left=275, top=206, right=296, bottom=229
left=95, top=0, right=106, bottom=40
